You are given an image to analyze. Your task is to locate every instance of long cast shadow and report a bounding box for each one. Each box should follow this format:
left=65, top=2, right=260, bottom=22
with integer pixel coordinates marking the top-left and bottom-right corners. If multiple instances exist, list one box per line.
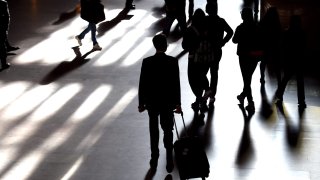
left=97, top=9, right=133, bottom=37
left=178, top=105, right=215, bottom=150
left=52, top=3, right=81, bottom=25
left=236, top=104, right=255, bottom=166
left=39, top=46, right=96, bottom=85
left=275, top=102, right=304, bottom=147
left=260, top=83, right=273, bottom=119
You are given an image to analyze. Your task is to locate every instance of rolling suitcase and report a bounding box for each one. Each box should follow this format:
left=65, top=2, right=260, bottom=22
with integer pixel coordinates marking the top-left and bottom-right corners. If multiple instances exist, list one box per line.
left=173, top=113, right=210, bottom=180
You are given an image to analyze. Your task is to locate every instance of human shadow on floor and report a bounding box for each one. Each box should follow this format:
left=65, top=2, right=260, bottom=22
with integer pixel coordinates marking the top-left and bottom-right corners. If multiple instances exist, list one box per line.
left=52, top=3, right=81, bottom=25
left=177, top=105, right=215, bottom=150
left=236, top=104, right=254, bottom=166
left=39, top=46, right=95, bottom=85
left=97, top=9, right=133, bottom=37
left=275, top=102, right=304, bottom=147
left=260, top=83, right=273, bottom=119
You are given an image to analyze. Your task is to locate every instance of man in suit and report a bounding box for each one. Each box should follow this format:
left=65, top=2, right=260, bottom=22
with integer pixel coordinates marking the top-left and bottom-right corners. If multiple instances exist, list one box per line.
left=138, top=34, right=182, bottom=173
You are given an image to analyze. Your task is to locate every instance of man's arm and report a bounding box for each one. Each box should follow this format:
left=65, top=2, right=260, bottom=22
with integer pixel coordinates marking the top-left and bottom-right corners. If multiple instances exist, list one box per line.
left=222, top=19, right=234, bottom=47
left=138, top=60, right=147, bottom=112
left=172, top=58, right=182, bottom=114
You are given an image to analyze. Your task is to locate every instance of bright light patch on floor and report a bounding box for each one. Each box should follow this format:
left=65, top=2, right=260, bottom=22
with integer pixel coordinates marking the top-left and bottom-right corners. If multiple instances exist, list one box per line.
left=76, top=88, right=138, bottom=152
left=61, top=156, right=84, bottom=180
left=71, top=85, right=112, bottom=121
left=0, top=81, right=31, bottom=111
left=0, top=84, right=83, bottom=180
left=28, top=83, right=82, bottom=121
left=14, top=9, right=112, bottom=65
left=121, top=37, right=152, bottom=67
left=95, top=28, right=148, bottom=66
left=0, top=84, right=57, bottom=121
left=94, top=11, right=159, bottom=67
left=0, top=83, right=79, bottom=148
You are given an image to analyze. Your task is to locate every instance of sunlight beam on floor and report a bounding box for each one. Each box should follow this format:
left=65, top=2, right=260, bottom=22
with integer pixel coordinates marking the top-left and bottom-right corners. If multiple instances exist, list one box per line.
left=0, top=83, right=82, bottom=180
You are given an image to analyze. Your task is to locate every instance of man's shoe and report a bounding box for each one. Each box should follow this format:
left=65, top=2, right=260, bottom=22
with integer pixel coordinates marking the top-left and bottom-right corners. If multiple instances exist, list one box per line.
left=245, top=101, right=255, bottom=112
left=7, top=46, right=19, bottom=52
left=166, top=150, right=174, bottom=173
left=199, top=102, right=209, bottom=113
left=75, top=36, right=82, bottom=46
left=149, top=158, right=158, bottom=169
left=237, top=95, right=245, bottom=105
left=209, top=97, right=215, bottom=104
left=298, top=102, right=307, bottom=109
left=191, top=102, right=199, bottom=111
left=198, top=113, right=205, bottom=126
left=1, top=63, right=10, bottom=72
left=93, top=44, right=102, bottom=51
left=2, top=63, right=10, bottom=69
left=166, top=160, right=174, bottom=173
left=203, top=90, right=212, bottom=100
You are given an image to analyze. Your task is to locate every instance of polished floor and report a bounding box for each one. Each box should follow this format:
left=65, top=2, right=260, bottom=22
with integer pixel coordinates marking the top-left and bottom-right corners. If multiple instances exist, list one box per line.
left=1, top=0, right=320, bottom=180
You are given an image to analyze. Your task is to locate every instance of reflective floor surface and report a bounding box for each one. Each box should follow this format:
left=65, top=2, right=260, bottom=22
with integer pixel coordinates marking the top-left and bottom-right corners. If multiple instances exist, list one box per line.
left=1, top=0, right=320, bottom=179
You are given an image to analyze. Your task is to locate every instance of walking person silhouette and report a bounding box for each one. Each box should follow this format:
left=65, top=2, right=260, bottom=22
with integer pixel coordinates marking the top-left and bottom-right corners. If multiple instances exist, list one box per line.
left=259, top=6, right=282, bottom=84
left=233, top=7, right=263, bottom=111
left=75, top=0, right=105, bottom=51
left=163, top=0, right=187, bottom=37
left=274, top=15, right=307, bottom=109
left=182, top=8, right=211, bottom=123
left=204, top=2, right=233, bottom=105
left=138, top=34, right=182, bottom=173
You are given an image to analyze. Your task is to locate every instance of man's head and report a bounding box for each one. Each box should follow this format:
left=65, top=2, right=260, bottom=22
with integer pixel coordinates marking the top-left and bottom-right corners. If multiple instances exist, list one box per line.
left=241, top=7, right=253, bottom=22
left=152, top=34, right=167, bottom=52
left=205, top=2, right=218, bottom=16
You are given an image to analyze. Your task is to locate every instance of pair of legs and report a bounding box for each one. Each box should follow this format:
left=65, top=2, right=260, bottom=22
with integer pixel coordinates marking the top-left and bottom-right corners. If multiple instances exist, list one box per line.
left=147, top=107, right=174, bottom=172
left=260, top=49, right=280, bottom=84
left=275, top=68, right=306, bottom=108
left=163, top=11, right=187, bottom=36
left=188, top=59, right=210, bottom=118
left=208, top=48, right=222, bottom=103
left=238, top=55, right=259, bottom=108
left=76, top=22, right=102, bottom=50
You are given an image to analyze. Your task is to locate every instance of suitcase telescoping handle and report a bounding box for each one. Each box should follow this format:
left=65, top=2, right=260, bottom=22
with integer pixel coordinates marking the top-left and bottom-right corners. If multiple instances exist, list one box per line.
left=173, top=111, right=188, bottom=139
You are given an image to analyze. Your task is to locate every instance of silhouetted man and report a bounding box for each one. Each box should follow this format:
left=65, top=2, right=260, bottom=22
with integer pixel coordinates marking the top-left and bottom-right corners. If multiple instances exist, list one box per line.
left=204, top=2, right=233, bottom=105
left=138, top=34, right=182, bottom=173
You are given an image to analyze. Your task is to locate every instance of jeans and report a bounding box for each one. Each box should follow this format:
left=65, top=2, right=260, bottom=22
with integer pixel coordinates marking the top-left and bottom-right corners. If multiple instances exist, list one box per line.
left=78, top=22, right=97, bottom=45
